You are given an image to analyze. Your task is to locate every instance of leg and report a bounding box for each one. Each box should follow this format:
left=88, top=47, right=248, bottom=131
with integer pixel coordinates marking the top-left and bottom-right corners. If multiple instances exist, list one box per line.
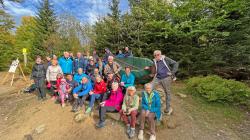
left=79, top=95, right=88, bottom=112
left=160, top=77, right=172, bottom=111
left=34, top=79, right=42, bottom=99
left=140, top=110, right=147, bottom=130
left=120, top=110, right=129, bottom=125
left=72, top=95, right=80, bottom=111
left=99, top=106, right=116, bottom=122
left=151, top=78, right=159, bottom=90
left=148, top=113, right=156, bottom=135
left=101, top=91, right=110, bottom=101
left=130, top=110, right=138, bottom=128
left=38, top=78, right=46, bottom=98
left=89, top=94, right=101, bottom=108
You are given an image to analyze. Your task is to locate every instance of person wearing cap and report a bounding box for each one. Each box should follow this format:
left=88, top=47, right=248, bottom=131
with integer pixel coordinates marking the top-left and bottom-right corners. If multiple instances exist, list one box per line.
left=120, top=86, right=139, bottom=138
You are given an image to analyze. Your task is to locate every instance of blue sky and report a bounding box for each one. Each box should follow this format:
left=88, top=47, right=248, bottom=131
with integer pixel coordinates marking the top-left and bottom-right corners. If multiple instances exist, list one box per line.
left=3, top=0, right=129, bottom=25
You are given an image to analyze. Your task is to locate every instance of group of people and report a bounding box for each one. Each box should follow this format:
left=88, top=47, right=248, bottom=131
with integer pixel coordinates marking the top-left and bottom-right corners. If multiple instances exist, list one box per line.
left=31, top=47, right=178, bottom=140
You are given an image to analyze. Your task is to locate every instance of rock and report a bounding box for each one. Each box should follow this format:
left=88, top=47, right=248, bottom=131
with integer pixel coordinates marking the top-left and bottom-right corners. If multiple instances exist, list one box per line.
left=176, top=92, right=187, bottom=98
left=4, top=117, right=8, bottom=121
left=35, top=124, right=46, bottom=134
left=106, top=113, right=120, bottom=121
left=74, top=113, right=88, bottom=122
left=23, top=134, right=33, bottom=140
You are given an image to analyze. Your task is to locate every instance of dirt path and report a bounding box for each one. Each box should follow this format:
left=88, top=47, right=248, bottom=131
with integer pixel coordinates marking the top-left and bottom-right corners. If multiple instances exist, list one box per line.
left=0, top=82, right=249, bottom=140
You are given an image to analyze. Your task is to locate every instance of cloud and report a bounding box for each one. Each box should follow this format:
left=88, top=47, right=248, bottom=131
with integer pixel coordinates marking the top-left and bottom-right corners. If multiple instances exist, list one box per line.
left=4, top=1, right=35, bottom=16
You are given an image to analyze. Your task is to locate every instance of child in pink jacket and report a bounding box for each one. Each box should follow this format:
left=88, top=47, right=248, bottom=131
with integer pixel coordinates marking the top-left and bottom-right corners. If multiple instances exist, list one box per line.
left=96, top=82, right=124, bottom=128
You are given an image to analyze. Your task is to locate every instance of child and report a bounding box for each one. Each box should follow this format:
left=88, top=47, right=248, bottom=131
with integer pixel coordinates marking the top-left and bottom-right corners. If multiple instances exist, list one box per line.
left=57, top=78, right=70, bottom=107
left=31, top=56, right=47, bottom=100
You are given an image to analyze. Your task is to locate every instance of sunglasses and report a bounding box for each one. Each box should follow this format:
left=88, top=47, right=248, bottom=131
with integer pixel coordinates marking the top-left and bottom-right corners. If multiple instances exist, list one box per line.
left=154, top=54, right=160, bottom=56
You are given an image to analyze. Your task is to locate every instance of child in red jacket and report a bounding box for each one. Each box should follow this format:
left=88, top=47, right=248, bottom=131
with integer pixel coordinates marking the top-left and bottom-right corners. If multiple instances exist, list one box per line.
left=85, top=75, right=107, bottom=114
left=54, top=74, right=69, bottom=107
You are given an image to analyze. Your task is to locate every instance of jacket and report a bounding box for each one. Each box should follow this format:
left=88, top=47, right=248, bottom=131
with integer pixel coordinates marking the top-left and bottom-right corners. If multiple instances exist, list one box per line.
left=141, top=90, right=161, bottom=120
left=153, top=55, right=179, bottom=78
left=93, top=80, right=107, bottom=94
left=73, top=81, right=93, bottom=97
left=73, top=57, right=88, bottom=73
left=31, top=63, right=46, bottom=79
left=105, top=87, right=124, bottom=111
left=58, top=57, right=73, bottom=74
left=104, top=61, right=121, bottom=75
left=121, top=73, right=135, bottom=88
left=73, top=73, right=89, bottom=83
left=46, top=65, right=63, bottom=81
left=122, top=94, right=139, bottom=112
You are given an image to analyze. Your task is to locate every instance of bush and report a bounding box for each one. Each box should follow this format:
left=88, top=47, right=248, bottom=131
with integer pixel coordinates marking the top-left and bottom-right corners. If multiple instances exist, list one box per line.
left=186, top=75, right=250, bottom=108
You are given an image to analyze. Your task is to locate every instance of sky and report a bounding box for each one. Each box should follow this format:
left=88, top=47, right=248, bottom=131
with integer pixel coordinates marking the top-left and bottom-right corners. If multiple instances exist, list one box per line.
left=3, top=0, right=130, bottom=25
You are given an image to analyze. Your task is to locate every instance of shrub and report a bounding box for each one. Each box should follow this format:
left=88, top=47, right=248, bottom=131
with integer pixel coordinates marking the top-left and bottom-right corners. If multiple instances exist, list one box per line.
left=186, top=75, right=250, bottom=108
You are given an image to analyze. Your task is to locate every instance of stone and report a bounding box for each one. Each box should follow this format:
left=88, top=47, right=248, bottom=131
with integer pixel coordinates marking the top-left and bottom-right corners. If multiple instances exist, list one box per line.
left=106, top=113, right=120, bottom=121
left=34, top=124, right=46, bottom=134
left=176, top=92, right=187, bottom=98
left=74, top=113, right=87, bottom=122
left=23, top=134, right=33, bottom=140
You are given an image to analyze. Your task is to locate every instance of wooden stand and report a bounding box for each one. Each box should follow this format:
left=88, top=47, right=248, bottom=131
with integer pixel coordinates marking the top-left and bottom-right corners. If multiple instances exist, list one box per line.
left=1, top=64, right=27, bottom=86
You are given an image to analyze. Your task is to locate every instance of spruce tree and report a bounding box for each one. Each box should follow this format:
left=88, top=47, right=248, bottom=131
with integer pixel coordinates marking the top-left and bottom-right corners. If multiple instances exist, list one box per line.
left=32, top=0, right=57, bottom=58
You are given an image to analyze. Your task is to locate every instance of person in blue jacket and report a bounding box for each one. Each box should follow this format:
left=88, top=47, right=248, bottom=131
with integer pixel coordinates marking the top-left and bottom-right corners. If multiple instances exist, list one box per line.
left=73, top=52, right=88, bottom=74
left=72, top=77, right=93, bottom=112
left=116, top=50, right=125, bottom=58
left=58, top=51, right=73, bottom=74
left=74, top=68, right=89, bottom=84
left=121, top=67, right=135, bottom=88
left=138, top=83, right=161, bottom=140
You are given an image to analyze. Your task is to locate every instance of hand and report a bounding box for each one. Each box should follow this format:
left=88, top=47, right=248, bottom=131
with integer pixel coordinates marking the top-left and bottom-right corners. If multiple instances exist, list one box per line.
left=144, top=66, right=150, bottom=70
left=120, top=82, right=125, bottom=86
left=73, top=94, right=78, bottom=99
left=100, top=101, right=105, bottom=107
left=122, top=110, right=127, bottom=115
left=89, top=91, right=94, bottom=95
left=145, top=110, right=150, bottom=117
left=173, top=77, right=177, bottom=82
left=167, top=72, right=172, bottom=76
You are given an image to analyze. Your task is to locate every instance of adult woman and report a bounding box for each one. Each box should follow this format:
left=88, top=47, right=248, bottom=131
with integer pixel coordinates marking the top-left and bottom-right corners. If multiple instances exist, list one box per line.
left=138, top=83, right=161, bottom=140
left=120, top=86, right=139, bottom=138
left=96, top=82, right=124, bottom=128
left=46, top=59, right=63, bottom=99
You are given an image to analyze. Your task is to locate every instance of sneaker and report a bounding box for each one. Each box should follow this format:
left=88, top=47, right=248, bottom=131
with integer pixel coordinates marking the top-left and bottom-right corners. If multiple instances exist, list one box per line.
left=138, top=130, right=144, bottom=140
left=96, top=121, right=105, bottom=128
left=149, top=134, right=156, bottom=140
left=129, top=128, right=135, bottom=138
left=62, top=103, right=65, bottom=108
left=85, top=107, right=92, bottom=114
left=164, top=107, right=173, bottom=115
left=126, top=125, right=131, bottom=134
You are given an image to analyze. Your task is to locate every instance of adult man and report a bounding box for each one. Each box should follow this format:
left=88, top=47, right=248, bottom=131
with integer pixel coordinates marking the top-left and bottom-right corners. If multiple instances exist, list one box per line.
left=145, top=50, right=178, bottom=115
left=104, top=56, right=121, bottom=78
left=58, top=52, right=73, bottom=75
left=73, top=52, right=88, bottom=74
left=72, top=77, right=93, bottom=112
left=124, top=47, right=133, bottom=58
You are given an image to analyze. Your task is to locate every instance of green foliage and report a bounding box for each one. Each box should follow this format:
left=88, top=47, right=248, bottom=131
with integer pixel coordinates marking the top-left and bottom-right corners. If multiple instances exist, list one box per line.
left=186, top=75, right=250, bottom=108
left=32, top=0, right=57, bottom=58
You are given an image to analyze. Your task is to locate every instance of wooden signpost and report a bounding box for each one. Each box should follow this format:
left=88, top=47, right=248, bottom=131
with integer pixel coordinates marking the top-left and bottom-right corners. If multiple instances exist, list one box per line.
left=1, top=58, right=27, bottom=86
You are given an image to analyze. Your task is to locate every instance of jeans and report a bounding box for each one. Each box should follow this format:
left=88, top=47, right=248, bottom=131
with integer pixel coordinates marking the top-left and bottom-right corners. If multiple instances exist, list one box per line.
left=99, top=106, right=117, bottom=122
left=152, top=77, right=172, bottom=111
left=34, top=78, right=46, bottom=99
left=120, top=110, right=138, bottom=128
left=89, top=94, right=102, bottom=108
left=140, top=110, right=156, bottom=135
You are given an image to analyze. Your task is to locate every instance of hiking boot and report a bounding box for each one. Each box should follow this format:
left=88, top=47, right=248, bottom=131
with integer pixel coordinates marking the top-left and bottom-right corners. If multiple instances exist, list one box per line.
left=149, top=134, right=156, bottom=140
left=164, top=107, right=173, bottom=116
left=129, top=128, right=135, bottom=138
left=37, top=97, right=42, bottom=101
left=96, top=121, right=105, bottom=128
left=126, top=124, right=131, bottom=134
left=85, top=107, right=92, bottom=114
left=138, top=130, right=144, bottom=140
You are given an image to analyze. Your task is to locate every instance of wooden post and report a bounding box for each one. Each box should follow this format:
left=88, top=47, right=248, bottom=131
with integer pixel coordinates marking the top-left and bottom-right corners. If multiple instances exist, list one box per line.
left=10, top=73, right=15, bottom=86
left=19, top=64, right=27, bottom=82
